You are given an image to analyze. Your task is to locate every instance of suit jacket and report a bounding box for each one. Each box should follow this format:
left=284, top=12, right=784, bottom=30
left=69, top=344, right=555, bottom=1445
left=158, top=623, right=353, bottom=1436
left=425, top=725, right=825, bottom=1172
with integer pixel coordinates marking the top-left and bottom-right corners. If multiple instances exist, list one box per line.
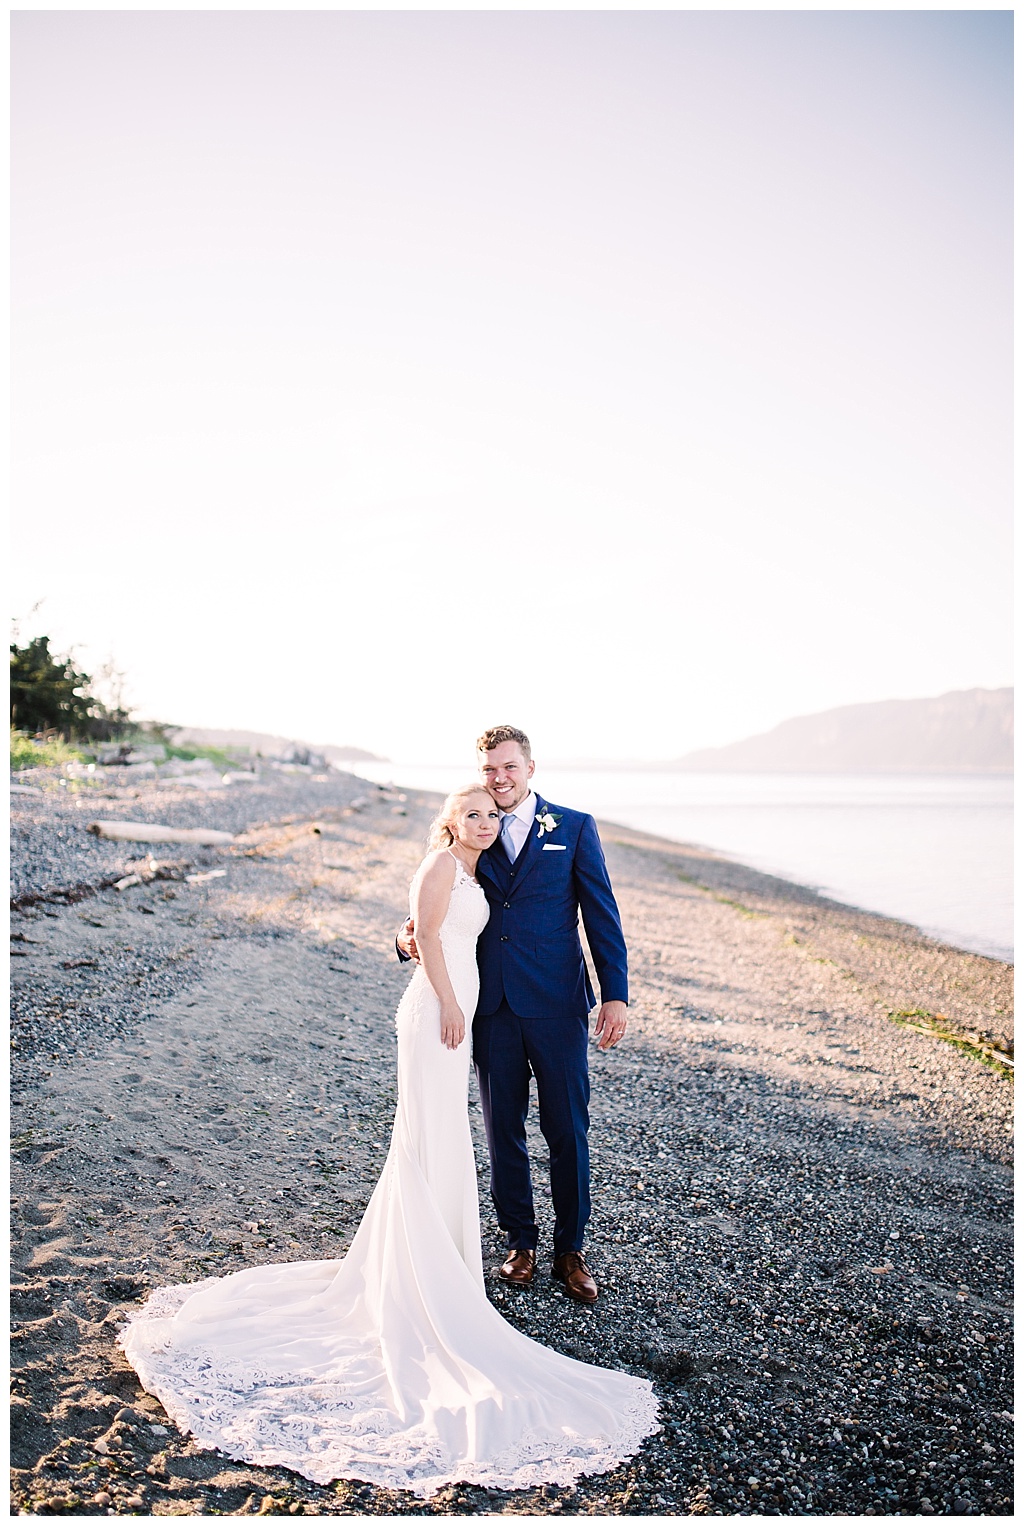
left=475, top=796, right=628, bottom=1021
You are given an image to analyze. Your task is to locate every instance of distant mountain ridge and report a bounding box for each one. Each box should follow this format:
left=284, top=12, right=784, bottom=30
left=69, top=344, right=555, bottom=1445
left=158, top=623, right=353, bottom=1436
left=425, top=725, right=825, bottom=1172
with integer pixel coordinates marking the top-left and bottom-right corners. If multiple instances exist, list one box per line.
left=171, top=727, right=386, bottom=764
left=672, top=688, right=1012, bottom=774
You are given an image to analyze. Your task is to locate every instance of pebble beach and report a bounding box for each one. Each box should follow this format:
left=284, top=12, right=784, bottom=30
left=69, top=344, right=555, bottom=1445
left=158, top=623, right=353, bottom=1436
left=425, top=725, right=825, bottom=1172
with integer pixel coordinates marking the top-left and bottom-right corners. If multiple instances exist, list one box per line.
left=9, top=762, right=1013, bottom=1517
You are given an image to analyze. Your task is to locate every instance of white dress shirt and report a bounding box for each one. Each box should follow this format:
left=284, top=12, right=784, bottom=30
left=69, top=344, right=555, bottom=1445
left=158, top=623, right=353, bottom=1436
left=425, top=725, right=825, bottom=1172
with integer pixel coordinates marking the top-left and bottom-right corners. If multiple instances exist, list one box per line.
left=499, top=791, right=537, bottom=862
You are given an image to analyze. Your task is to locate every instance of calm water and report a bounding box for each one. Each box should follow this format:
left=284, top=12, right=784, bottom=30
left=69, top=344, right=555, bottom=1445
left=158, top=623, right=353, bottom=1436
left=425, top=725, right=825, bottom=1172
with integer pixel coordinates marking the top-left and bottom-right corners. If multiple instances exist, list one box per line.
left=346, top=763, right=1012, bottom=963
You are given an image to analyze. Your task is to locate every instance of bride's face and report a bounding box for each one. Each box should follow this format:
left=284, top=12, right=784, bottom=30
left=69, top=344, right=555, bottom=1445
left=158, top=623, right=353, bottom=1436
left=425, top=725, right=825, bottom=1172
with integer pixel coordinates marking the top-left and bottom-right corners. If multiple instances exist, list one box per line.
left=452, top=793, right=501, bottom=851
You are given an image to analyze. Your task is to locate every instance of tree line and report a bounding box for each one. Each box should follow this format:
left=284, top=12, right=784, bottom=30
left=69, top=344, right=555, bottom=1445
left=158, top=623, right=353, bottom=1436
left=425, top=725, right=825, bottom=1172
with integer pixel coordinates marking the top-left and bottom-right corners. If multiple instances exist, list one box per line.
left=10, top=636, right=133, bottom=742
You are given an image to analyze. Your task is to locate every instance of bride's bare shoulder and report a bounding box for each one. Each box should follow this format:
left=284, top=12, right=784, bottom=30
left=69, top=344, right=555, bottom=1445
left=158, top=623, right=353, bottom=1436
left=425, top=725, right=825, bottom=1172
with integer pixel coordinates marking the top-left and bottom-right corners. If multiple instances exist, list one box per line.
left=411, top=849, right=457, bottom=888
left=410, top=849, right=458, bottom=917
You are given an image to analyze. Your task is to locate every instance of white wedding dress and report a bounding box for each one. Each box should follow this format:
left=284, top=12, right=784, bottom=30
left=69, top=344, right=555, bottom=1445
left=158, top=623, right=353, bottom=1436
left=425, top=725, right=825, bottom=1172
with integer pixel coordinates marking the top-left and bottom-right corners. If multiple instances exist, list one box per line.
left=119, top=856, right=659, bottom=1497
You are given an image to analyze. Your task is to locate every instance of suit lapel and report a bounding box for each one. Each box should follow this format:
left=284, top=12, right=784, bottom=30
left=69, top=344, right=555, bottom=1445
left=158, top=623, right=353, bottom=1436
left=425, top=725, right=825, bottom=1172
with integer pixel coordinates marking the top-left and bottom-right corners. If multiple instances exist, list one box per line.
left=507, top=793, right=548, bottom=892
left=477, top=841, right=509, bottom=891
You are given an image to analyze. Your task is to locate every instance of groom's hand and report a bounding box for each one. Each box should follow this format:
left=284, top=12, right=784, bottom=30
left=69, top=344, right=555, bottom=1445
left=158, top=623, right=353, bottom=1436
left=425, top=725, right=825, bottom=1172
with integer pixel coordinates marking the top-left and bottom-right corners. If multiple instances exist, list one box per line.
left=397, top=917, right=420, bottom=962
left=595, top=1000, right=628, bottom=1050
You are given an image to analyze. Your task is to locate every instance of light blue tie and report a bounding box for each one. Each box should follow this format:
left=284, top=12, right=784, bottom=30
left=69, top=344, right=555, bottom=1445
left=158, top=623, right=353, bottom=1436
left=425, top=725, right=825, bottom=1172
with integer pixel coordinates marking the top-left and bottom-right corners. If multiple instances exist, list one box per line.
left=500, top=812, right=518, bottom=862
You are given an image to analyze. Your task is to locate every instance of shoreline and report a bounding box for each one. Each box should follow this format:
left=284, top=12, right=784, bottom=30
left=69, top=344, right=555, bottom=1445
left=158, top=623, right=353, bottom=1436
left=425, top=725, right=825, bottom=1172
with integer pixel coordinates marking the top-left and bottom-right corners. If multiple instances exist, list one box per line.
left=13, top=758, right=1012, bottom=969
left=10, top=763, right=1013, bottom=1516
left=345, top=760, right=1012, bottom=967
left=595, top=816, right=1012, bottom=970
left=591, top=817, right=1013, bottom=1058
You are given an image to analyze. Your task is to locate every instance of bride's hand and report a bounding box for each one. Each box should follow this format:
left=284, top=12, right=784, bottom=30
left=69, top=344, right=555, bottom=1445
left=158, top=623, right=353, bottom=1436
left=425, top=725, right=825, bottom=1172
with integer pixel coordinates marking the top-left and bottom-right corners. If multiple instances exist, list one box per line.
left=440, top=1003, right=466, bottom=1050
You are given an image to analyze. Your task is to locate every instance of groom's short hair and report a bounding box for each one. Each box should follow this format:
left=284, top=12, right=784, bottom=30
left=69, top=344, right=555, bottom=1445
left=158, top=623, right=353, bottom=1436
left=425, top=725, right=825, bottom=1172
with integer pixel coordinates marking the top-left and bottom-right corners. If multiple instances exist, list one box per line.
left=477, top=724, right=532, bottom=762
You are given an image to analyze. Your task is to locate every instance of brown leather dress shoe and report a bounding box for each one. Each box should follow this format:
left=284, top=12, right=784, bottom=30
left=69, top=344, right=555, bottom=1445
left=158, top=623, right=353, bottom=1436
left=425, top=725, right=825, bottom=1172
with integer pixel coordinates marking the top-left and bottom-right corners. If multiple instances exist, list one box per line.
left=552, top=1251, right=598, bottom=1303
left=498, top=1248, right=536, bottom=1286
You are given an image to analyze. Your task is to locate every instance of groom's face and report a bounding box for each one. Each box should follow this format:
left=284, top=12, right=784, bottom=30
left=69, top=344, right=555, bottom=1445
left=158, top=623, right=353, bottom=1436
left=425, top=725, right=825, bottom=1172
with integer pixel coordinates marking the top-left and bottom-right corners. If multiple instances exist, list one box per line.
left=479, top=742, right=535, bottom=813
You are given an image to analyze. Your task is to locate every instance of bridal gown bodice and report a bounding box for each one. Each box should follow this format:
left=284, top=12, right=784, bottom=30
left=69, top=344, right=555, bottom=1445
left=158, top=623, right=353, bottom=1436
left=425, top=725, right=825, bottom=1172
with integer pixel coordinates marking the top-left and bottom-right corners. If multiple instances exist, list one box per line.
left=391, top=857, right=490, bottom=1281
left=119, top=859, right=658, bottom=1496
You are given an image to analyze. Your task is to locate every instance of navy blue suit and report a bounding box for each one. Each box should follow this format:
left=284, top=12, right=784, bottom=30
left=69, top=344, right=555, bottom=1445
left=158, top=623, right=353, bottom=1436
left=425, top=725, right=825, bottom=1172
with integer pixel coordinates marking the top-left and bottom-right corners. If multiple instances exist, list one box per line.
left=473, top=796, right=628, bottom=1257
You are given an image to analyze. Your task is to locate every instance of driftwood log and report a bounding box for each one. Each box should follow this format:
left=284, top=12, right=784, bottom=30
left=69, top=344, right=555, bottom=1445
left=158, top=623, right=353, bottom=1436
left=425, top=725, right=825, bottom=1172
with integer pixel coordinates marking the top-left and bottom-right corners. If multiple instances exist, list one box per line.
left=86, top=821, right=236, bottom=846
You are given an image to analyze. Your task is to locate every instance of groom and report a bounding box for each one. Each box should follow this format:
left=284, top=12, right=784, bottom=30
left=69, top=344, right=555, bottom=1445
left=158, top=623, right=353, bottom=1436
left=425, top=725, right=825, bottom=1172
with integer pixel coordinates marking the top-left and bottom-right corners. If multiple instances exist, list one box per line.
left=399, top=724, right=628, bottom=1304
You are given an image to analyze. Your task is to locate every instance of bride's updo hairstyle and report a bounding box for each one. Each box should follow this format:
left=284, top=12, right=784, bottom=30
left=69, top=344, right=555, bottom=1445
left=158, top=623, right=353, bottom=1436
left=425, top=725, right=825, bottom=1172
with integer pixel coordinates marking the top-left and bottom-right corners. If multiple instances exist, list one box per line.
left=427, top=785, right=493, bottom=852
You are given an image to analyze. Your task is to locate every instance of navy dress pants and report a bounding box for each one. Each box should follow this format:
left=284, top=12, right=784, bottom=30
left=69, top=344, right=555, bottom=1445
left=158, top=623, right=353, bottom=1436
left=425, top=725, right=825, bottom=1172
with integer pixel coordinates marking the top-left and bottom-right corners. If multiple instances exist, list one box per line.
left=473, top=999, right=591, bottom=1258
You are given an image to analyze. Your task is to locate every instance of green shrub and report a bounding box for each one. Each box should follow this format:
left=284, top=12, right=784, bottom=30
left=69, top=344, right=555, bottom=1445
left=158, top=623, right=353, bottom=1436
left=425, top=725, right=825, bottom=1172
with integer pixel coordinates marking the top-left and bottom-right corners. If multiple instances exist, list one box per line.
left=10, top=727, right=86, bottom=771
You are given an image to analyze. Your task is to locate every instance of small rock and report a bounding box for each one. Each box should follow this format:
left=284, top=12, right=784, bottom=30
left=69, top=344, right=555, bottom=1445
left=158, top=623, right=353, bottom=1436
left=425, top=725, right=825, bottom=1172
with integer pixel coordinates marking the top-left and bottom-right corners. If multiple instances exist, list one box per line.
left=92, top=1492, right=112, bottom=1506
left=101, top=1275, right=145, bottom=1301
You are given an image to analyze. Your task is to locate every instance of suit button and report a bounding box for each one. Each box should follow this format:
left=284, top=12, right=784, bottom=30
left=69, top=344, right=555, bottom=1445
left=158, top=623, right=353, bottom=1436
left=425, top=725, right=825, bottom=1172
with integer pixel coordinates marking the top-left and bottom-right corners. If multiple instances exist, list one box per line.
left=500, top=935, right=509, bottom=942
left=503, top=902, right=510, bottom=909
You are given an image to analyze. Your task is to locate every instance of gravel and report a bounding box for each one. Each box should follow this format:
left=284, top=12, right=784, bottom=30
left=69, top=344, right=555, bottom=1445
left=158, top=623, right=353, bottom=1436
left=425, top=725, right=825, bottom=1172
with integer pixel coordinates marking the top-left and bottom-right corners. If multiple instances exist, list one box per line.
left=10, top=763, right=375, bottom=905
left=9, top=765, right=1013, bottom=1516
left=10, top=765, right=374, bottom=1092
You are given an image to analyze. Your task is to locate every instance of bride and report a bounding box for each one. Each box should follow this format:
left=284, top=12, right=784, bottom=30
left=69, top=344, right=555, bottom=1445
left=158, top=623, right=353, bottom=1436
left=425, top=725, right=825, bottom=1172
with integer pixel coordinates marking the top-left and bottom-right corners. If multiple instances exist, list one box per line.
left=119, top=785, right=659, bottom=1497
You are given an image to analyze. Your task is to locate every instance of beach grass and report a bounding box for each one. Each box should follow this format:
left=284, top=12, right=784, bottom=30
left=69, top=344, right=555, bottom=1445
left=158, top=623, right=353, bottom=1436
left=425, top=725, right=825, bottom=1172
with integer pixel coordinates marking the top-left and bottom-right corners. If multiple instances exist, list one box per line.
left=9, top=728, right=86, bottom=771
left=165, top=741, right=237, bottom=770
left=888, top=1007, right=1014, bottom=1077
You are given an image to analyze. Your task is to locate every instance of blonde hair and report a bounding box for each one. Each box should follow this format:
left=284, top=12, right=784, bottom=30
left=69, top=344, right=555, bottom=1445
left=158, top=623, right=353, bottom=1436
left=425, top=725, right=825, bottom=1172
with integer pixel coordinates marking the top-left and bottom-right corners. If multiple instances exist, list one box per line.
left=427, top=784, right=494, bottom=852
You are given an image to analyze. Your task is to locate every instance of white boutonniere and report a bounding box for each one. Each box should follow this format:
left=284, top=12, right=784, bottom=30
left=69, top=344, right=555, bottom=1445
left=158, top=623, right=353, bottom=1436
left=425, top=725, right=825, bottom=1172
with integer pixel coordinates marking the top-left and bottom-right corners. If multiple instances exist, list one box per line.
left=536, top=810, right=563, bottom=839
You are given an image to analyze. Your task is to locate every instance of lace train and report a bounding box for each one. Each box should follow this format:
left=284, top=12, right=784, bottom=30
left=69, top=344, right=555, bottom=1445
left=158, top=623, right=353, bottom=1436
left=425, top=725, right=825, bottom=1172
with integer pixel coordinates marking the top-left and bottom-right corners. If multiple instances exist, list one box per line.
left=121, top=1272, right=659, bottom=1494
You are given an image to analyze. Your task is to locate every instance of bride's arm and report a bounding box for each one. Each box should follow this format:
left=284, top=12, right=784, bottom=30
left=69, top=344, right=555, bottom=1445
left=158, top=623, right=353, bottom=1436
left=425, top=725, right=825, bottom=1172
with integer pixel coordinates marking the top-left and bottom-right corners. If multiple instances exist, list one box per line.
left=410, top=852, right=466, bottom=1049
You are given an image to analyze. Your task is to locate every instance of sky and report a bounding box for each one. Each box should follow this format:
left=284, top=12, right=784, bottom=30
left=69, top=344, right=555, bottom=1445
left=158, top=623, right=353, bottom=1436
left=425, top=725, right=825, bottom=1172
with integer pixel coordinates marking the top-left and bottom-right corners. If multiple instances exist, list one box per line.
left=11, top=7, right=1012, bottom=765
